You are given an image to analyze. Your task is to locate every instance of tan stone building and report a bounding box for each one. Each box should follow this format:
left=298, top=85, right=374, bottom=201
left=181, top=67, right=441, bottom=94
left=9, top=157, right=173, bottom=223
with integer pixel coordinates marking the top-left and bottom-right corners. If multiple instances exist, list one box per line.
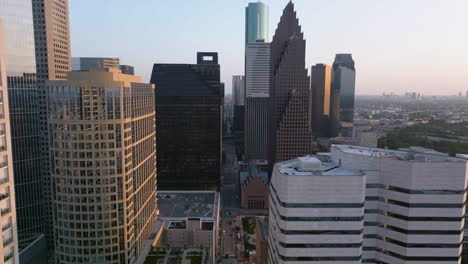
left=47, top=68, right=157, bottom=263
left=0, top=19, right=20, bottom=264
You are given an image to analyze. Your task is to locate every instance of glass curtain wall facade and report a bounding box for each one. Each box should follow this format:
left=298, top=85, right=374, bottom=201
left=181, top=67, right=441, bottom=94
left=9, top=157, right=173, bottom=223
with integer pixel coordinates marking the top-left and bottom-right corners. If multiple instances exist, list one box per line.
left=0, top=0, right=44, bottom=256
left=331, top=54, right=356, bottom=137
left=32, top=0, right=72, bottom=255
left=245, top=2, right=269, bottom=44
left=150, top=53, right=223, bottom=191
left=311, top=63, right=332, bottom=137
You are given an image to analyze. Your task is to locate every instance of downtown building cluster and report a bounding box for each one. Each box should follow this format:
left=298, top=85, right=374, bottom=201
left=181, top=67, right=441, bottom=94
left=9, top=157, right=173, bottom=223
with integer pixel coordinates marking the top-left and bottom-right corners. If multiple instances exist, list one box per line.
left=234, top=2, right=468, bottom=264
left=1, top=0, right=158, bottom=263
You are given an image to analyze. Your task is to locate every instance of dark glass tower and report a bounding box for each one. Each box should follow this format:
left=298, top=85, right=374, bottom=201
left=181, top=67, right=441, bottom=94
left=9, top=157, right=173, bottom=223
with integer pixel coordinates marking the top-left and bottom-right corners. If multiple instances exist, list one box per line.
left=150, top=52, right=223, bottom=191
left=311, top=63, right=332, bottom=137
left=268, top=2, right=312, bottom=171
left=0, top=0, right=45, bottom=258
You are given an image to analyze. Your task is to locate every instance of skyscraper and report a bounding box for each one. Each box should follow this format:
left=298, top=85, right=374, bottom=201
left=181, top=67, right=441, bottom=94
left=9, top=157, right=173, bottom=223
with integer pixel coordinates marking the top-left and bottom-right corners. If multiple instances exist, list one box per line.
left=32, top=0, right=72, bottom=255
left=311, top=63, right=332, bottom=137
left=331, top=54, right=356, bottom=137
left=245, top=2, right=269, bottom=44
left=244, top=41, right=270, bottom=160
left=232, top=76, right=245, bottom=134
left=232, top=75, right=245, bottom=106
left=150, top=52, right=223, bottom=191
left=269, top=145, right=468, bottom=264
left=0, top=19, right=20, bottom=264
left=268, top=2, right=312, bottom=171
left=47, top=68, right=157, bottom=263
left=0, top=1, right=46, bottom=262
left=72, top=57, right=120, bottom=71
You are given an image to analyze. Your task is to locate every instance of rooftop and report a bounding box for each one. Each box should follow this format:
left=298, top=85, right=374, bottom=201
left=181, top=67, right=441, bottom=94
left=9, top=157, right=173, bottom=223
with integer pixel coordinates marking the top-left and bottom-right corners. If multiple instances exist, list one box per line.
left=276, top=155, right=363, bottom=177
left=158, top=191, right=218, bottom=219
left=334, top=145, right=468, bottom=163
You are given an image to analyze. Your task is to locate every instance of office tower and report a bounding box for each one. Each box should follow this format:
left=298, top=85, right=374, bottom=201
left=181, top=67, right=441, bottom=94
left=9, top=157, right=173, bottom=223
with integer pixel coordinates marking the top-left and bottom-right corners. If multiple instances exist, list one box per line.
left=311, top=63, right=332, bottom=137
left=269, top=145, right=468, bottom=264
left=232, top=76, right=245, bottom=135
left=245, top=2, right=269, bottom=44
left=150, top=52, right=223, bottom=191
left=32, top=0, right=72, bottom=255
left=0, top=19, right=20, bottom=264
left=268, top=2, right=312, bottom=171
left=269, top=156, right=364, bottom=264
left=0, top=1, right=48, bottom=262
left=119, top=65, right=135, bottom=75
left=72, top=57, right=120, bottom=71
left=331, top=54, right=356, bottom=137
left=244, top=41, right=270, bottom=160
left=47, top=68, right=157, bottom=263
left=232, top=76, right=245, bottom=106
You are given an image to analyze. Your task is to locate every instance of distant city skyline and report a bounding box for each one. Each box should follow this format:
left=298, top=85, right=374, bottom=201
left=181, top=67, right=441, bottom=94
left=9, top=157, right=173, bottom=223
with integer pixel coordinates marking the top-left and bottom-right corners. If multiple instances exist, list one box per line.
left=69, top=0, right=467, bottom=95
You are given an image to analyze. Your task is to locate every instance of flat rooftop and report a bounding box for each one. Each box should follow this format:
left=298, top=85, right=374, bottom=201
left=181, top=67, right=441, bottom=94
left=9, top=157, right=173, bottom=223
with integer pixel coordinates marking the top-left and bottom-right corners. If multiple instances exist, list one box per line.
left=333, top=145, right=468, bottom=163
left=158, top=191, right=218, bottom=219
left=277, top=156, right=363, bottom=177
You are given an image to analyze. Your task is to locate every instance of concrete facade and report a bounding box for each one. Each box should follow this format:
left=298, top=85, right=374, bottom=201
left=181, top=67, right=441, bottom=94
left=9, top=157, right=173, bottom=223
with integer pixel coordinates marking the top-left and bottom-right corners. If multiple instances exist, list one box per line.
left=157, top=191, right=220, bottom=264
left=269, top=145, right=468, bottom=264
left=47, top=69, right=157, bottom=263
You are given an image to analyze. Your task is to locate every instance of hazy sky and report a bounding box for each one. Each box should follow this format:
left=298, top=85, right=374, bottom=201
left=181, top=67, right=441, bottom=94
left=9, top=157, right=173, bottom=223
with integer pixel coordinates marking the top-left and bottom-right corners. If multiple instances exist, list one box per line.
left=70, top=0, right=468, bottom=95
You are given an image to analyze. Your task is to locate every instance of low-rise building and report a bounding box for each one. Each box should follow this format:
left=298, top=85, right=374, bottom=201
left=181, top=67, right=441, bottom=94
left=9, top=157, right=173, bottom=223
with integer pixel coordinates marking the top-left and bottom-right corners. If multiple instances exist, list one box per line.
left=157, top=191, right=220, bottom=264
left=239, top=161, right=269, bottom=210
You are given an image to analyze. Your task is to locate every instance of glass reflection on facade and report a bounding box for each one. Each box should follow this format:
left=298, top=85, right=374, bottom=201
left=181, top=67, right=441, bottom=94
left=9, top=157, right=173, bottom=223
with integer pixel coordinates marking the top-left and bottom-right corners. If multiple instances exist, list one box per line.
left=331, top=54, right=356, bottom=137
left=0, top=0, right=45, bottom=246
left=245, top=2, right=269, bottom=44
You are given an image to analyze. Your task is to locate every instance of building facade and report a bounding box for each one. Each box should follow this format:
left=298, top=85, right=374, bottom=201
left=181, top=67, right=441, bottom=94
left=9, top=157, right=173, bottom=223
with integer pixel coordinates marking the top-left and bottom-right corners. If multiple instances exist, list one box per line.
left=331, top=54, right=356, bottom=137
left=47, top=69, right=157, bottom=263
left=119, top=65, right=134, bottom=75
left=72, top=57, right=120, bottom=71
left=0, top=1, right=45, bottom=262
left=269, top=156, right=365, bottom=264
left=311, top=63, right=332, bottom=137
left=0, top=19, right=20, bottom=264
left=32, top=0, right=72, bottom=255
left=157, top=191, right=220, bottom=264
left=268, top=2, right=312, bottom=171
left=244, top=42, right=270, bottom=160
left=150, top=53, right=223, bottom=191
left=269, top=145, right=468, bottom=264
left=245, top=2, right=269, bottom=44
left=232, top=76, right=245, bottom=106
left=239, top=161, right=269, bottom=210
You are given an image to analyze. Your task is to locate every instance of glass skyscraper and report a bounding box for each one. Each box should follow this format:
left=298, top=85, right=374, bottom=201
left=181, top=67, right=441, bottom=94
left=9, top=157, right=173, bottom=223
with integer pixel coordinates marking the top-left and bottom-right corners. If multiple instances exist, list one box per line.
left=245, top=2, right=269, bottom=44
left=0, top=1, right=46, bottom=261
left=150, top=52, right=223, bottom=191
left=331, top=54, right=356, bottom=137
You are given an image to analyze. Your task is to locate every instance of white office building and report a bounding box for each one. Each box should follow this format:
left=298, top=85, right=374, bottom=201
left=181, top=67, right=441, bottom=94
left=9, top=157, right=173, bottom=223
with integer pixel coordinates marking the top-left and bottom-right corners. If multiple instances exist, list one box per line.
left=269, top=145, right=468, bottom=264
